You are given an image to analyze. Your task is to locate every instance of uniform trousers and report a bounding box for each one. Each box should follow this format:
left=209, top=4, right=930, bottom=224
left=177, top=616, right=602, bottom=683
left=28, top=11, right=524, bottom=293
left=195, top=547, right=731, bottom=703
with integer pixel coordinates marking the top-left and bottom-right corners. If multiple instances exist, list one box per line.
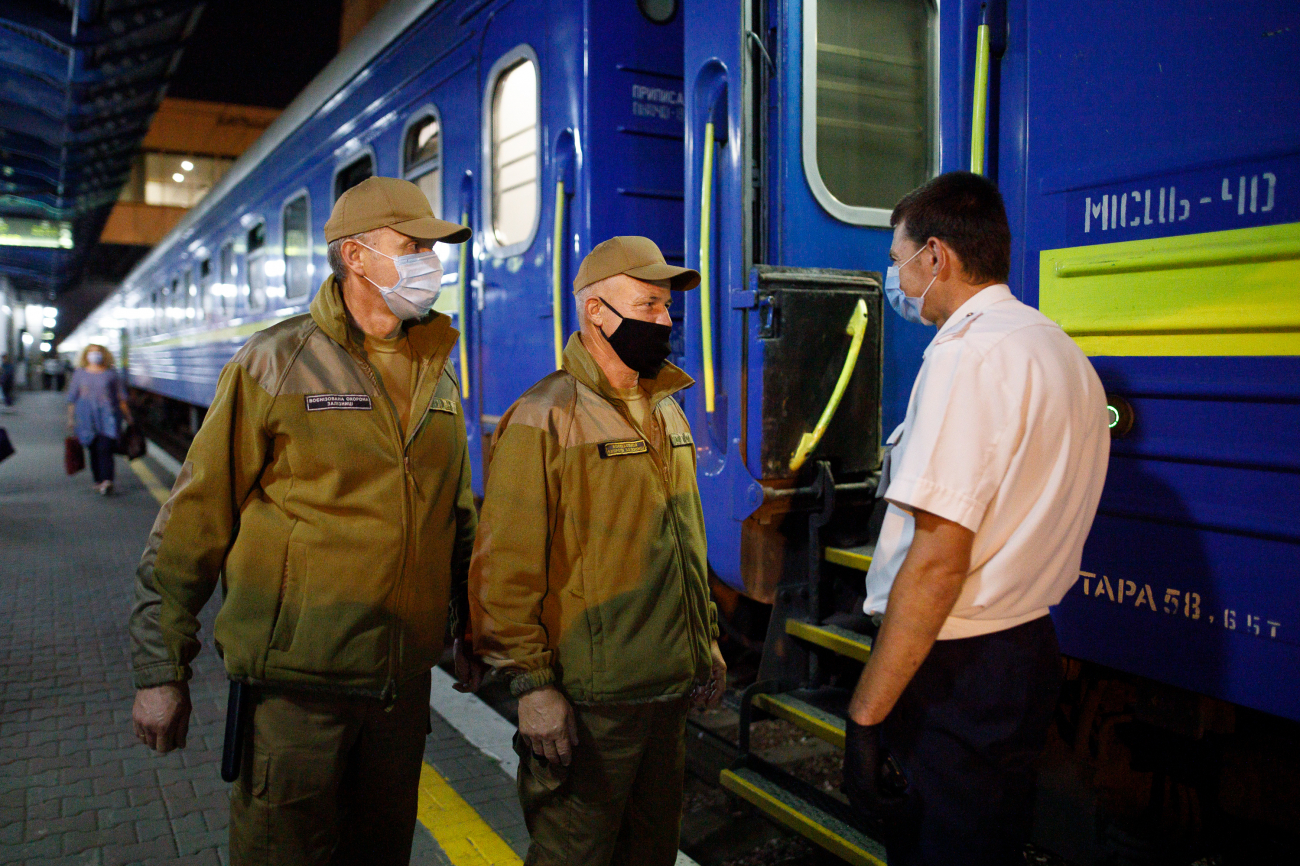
left=229, top=670, right=431, bottom=866
left=517, top=697, right=689, bottom=866
left=879, top=616, right=1062, bottom=866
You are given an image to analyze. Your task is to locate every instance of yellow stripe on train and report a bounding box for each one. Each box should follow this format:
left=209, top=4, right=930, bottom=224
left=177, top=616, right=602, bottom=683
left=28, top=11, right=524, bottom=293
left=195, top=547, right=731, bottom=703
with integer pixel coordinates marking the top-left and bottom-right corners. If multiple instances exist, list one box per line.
left=1039, top=222, right=1300, bottom=356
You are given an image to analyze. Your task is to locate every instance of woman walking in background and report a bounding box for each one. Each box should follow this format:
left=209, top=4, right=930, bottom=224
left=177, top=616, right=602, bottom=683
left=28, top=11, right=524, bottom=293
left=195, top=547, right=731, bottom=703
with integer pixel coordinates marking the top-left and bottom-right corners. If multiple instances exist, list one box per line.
left=66, top=344, right=132, bottom=495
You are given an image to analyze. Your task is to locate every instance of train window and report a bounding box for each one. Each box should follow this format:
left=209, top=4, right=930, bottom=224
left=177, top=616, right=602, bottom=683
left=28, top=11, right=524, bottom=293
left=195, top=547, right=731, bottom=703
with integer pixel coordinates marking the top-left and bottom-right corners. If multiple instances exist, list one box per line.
left=183, top=268, right=197, bottom=321
left=219, top=240, right=235, bottom=316
left=199, top=259, right=213, bottom=317
left=638, top=0, right=677, bottom=25
left=170, top=278, right=180, bottom=327
left=404, top=113, right=442, bottom=218
left=334, top=155, right=374, bottom=201
left=247, top=222, right=268, bottom=312
left=802, top=0, right=937, bottom=226
left=487, top=52, right=539, bottom=252
left=282, top=193, right=312, bottom=299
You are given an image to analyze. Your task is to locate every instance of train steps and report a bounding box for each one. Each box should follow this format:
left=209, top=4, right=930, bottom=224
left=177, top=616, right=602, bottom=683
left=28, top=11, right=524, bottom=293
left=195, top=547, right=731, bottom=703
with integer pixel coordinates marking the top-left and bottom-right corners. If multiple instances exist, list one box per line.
left=786, top=619, right=873, bottom=663
left=825, top=543, right=873, bottom=572
left=720, top=763, right=887, bottom=866
left=751, top=688, right=849, bottom=749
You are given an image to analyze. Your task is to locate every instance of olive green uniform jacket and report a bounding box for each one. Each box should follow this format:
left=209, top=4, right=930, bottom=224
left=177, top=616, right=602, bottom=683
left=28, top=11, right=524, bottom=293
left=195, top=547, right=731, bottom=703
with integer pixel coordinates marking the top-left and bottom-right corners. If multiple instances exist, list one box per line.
left=129, top=276, right=476, bottom=701
left=469, top=334, right=717, bottom=703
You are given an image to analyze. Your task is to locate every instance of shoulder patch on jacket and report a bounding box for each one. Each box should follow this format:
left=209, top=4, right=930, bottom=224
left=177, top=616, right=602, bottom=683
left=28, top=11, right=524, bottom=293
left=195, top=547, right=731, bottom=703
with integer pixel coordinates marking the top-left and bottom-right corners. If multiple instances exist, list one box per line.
left=598, top=439, right=648, bottom=458
left=669, top=432, right=693, bottom=448
left=305, top=394, right=373, bottom=411
left=428, top=397, right=458, bottom=414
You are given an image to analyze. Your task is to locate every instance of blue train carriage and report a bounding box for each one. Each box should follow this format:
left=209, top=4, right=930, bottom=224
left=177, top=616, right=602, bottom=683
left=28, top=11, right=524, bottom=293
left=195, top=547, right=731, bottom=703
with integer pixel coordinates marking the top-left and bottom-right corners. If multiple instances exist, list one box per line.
left=682, top=0, right=1300, bottom=862
left=71, top=0, right=686, bottom=478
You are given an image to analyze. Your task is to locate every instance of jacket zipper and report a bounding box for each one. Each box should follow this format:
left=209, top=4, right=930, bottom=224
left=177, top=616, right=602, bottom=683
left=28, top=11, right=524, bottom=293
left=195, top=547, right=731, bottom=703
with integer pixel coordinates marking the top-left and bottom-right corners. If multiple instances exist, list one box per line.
left=355, top=352, right=408, bottom=701
left=614, top=397, right=703, bottom=675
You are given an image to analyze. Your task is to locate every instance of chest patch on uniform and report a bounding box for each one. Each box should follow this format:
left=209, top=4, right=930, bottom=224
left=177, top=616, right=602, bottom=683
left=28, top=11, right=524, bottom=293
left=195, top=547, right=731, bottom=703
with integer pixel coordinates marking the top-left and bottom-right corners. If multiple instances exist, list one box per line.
left=598, top=439, right=648, bottom=458
left=428, top=398, right=458, bottom=415
left=305, top=394, right=373, bottom=411
left=669, top=432, right=693, bottom=448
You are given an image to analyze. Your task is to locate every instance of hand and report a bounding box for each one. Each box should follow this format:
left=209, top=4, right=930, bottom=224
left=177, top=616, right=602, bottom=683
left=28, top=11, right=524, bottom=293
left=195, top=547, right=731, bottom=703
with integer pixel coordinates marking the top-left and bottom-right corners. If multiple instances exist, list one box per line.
left=452, top=637, right=486, bottom=693
left=842, top=719, right=908, bottom=819
left=132, top=682, right=192, bottom=754
left=517, top=685, right=579, bottom=766
left=693, top=641, right=727, bottom=708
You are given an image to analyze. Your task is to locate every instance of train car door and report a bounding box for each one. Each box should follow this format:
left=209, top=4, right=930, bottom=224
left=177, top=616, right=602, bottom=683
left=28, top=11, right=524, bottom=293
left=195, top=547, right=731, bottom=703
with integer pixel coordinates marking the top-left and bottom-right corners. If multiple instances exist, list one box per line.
left=684, top=0, right=968, bottom=601
left=1018, top=0, right=1300, bottom=722
left=474, top=1, right=561, bottom=445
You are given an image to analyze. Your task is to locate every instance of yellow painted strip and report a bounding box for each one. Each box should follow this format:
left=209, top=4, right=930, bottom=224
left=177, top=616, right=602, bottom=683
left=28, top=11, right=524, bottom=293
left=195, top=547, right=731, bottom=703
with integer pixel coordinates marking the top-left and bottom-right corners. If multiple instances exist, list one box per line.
left=458, top=209, right=471, bottom=399
left=129, top=458, right=170, bottom=506
left=134, top=314, right=297, bottom=351
left=416, top=761, right=522, bottom=866
left=786, top=620, right=872, bottom=663
left=752, top=694, right=845, bottom=749
left=720, top=770, right=885, bottom=866
left=1040, top=222, right=1300, bottom=356
left=825, top=546, right=873, bottom=572
left=699, top=120, right=716, bottom=414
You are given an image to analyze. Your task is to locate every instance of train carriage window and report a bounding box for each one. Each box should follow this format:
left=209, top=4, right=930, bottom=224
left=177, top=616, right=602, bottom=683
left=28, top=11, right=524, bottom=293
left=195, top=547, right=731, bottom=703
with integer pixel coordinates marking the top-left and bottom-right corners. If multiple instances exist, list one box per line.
left=219, top=240, right=235, bottom=316
left=803, top=0, right=937, bottom=225
left=169, top=278, right=180, bottom=328
left=334, top=155, right=374, bottom=201
left=150, top=290, right=159, bottom=335
left=487, top=53, right=539, bottom=251
left=246, top=222, right=268, bottom=312
left=404, top=113, right=442, bottom=218
left=199, top=259, right=213, bottom=318
left=282, top=193, right=312, bottom=299
left=183, top=269, right=196, bottom=321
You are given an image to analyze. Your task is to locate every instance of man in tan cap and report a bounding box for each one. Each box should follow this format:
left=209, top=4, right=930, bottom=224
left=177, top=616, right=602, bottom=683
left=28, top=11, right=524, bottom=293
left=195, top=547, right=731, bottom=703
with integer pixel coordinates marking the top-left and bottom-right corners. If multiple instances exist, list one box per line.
left=469, top=236, right=727, bottom=865
left=128, top=176, right=478, bottom=864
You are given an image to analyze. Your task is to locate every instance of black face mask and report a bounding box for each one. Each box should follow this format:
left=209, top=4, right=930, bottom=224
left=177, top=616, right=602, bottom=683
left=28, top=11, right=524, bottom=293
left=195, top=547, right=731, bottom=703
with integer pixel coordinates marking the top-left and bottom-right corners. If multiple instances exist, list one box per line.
left=598, top=297, right=673, bottom=379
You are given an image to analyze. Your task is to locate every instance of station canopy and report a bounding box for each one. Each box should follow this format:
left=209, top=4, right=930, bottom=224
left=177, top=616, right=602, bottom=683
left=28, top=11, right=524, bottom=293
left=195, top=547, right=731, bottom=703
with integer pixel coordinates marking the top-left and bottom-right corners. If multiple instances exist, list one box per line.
left=0, top=0, right=205, bottom=298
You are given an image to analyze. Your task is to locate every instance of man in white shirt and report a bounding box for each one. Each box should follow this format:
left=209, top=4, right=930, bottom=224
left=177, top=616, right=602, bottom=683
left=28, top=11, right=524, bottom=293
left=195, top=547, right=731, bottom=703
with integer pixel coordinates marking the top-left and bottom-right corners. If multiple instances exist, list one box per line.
left=842, top=172, right=1109, bottom=866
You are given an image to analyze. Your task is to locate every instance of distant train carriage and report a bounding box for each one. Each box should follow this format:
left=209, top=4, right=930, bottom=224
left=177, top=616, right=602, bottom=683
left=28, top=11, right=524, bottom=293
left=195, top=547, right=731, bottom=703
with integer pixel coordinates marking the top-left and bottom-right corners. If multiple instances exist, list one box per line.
left=67, top=0, right=1300, bottom=861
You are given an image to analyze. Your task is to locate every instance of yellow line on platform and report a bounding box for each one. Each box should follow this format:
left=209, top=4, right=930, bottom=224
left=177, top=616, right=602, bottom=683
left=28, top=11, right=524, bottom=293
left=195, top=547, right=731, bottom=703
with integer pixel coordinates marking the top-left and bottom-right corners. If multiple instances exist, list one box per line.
left=129, top=458, right=170, bottom=506
left=417, top=761, right=522, bottom=866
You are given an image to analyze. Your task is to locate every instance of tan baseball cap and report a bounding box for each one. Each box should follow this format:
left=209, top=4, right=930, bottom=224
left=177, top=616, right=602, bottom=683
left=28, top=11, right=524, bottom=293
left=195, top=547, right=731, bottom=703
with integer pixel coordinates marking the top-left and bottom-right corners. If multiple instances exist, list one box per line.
left=323, top=176, right=471, bottom=243
left=573, top=236, right=700, bottom=293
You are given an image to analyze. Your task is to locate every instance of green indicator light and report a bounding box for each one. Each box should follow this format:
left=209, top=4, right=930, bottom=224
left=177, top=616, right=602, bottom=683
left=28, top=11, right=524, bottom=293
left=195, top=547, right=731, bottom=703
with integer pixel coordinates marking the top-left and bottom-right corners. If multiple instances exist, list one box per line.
left=1107, top=405, right=1120, bottom=429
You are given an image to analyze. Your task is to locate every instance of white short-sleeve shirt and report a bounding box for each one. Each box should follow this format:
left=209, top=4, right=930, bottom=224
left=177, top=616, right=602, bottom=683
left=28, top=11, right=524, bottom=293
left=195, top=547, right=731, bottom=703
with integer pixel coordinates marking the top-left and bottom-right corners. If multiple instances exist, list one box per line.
left=863, top=284, right=1110, bottom=639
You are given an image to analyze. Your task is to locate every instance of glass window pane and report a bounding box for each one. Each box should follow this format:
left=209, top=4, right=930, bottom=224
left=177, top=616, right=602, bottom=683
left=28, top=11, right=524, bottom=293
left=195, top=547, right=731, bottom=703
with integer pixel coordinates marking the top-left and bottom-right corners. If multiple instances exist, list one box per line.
left=413, top=169, right=441, bottom=220
left=247, top=224, right=267, bottom=312
left=815, top=0, right=933, bottom=209
left=219, top=242, right=235, bottom=316
left=334, top=155, right=374, bottom=201
left=282, top=195, right=311, bottom=298
left=405, top=116, right=440, bottom=169
left=491, top=59, right=538, bottom=247
left=141, top=153, right=233, bottom=208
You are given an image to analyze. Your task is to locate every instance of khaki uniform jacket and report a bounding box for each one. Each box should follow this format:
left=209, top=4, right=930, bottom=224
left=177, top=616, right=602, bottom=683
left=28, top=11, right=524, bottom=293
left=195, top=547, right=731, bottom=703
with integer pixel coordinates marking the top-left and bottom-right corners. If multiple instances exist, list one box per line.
left=129, top=277, right=477, bottom=700
left=469, top=334, right=717, bottom=703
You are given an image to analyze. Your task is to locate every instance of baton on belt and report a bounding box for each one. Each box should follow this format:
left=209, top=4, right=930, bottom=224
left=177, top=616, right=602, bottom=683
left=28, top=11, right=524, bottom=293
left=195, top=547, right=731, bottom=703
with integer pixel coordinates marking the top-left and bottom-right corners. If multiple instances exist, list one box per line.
left=220, top=681, right=252, bottom=783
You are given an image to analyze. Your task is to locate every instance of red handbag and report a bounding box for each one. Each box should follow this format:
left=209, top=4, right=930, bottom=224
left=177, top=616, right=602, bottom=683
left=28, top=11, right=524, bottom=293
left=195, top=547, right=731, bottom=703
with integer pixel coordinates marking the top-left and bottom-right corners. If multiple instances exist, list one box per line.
left=64, top=436, right=85, bottom=475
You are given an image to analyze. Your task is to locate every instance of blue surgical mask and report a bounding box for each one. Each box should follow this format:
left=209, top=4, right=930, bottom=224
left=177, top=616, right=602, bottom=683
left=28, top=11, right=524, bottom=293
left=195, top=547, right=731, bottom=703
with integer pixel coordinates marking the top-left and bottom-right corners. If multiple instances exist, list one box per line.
left=884, top=245, right=937, bottom=326
left=357, top=242, right=444, bottom=320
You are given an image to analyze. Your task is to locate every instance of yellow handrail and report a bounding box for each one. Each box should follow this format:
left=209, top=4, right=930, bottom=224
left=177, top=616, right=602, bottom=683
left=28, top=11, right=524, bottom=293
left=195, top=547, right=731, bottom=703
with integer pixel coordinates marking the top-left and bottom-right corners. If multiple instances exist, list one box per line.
left=789, top=299, right=869, bottom=472
left=699, top=121, right=717, bottom=413
left=457, top=209, right=470, bottom=399
left=969, top=20, right=991, bottom=175
left=552, top=180, right=565, bottom=370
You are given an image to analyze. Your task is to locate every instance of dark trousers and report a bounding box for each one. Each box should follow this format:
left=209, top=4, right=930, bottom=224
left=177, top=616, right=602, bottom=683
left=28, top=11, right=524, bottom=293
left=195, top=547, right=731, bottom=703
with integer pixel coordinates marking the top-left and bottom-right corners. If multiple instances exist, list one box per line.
left=518, top=698, right=689, bottom=866
left=879, top=616, right=1062, bottom=866
left=229, top=670, right=431, bottom=866
left=1, top=379, right=12, bottom=406
left=89, top=435, right=116, bottom=483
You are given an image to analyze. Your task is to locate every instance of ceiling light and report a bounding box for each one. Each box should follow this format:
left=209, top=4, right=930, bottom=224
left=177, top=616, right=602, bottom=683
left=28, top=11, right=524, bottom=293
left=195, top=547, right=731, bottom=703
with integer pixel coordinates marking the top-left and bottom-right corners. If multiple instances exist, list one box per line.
left=173, top=173, right=185, bottom=183
left=181, top=160, right=195, bottom=171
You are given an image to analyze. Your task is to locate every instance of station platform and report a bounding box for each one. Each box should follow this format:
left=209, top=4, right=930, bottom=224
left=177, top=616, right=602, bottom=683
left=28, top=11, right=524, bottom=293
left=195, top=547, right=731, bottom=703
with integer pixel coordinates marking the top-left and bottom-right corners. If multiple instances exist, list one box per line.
left=0, top=391, right=536, bottom=865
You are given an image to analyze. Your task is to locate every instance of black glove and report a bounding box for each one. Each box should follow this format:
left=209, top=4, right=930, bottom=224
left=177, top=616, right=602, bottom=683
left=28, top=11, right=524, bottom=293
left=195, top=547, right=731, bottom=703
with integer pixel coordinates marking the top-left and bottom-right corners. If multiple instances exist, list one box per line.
left=842, top=719, right=909, bottom=819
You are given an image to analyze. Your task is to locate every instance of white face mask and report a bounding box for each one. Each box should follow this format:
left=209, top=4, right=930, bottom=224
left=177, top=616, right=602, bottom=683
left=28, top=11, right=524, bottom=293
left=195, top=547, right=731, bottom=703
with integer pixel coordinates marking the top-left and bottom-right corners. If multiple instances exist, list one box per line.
left=884, top=245, right=937, bottom=326
left=357, top=242, right=444, bottom=320
left=87, top=351, right=104, bottom=366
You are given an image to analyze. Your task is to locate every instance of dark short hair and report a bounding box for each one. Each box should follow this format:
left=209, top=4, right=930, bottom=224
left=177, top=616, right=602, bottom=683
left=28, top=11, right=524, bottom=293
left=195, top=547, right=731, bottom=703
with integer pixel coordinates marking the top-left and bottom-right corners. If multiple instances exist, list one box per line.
left=890, top=171, right=1010, bottom=284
